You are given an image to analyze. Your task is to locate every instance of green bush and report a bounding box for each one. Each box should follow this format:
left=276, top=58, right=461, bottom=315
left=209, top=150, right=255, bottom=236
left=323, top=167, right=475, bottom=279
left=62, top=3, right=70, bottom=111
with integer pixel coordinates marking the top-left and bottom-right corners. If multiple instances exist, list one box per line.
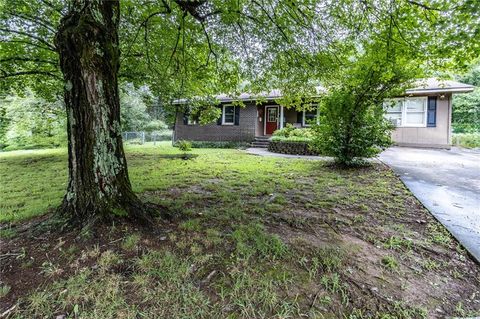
left=310, top=89, right=393, bottom=166
left=452, top=133, right=480, bottom=148
left=273, top=124, right=313, bottom=140
left=177, top=140, right=192, bottom=152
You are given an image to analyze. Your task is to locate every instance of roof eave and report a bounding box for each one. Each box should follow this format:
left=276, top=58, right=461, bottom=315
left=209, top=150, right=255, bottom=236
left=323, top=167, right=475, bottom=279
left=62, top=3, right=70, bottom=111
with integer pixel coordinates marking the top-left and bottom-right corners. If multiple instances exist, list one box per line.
left=405, top=87, right=475, bottom=95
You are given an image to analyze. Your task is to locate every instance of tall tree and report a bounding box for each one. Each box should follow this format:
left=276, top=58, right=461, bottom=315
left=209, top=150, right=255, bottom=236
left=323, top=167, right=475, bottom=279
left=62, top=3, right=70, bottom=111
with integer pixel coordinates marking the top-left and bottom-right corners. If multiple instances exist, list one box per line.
left=0, top=0, right=334, bottom=225
left=1, top=0, right=479, bottom=225
left=53, top=1, right=150, bottom=224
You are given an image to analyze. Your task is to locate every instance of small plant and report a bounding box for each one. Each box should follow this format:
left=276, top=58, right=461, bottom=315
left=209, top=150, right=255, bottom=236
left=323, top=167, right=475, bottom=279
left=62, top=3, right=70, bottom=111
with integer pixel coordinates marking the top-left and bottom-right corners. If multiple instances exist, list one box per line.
left=422, top=258, right=440, bottom=271
left=0, top=284, right=11, bottom=298
left=40, top=261, right=62, bottom=277
left=177, top=140, right=192, bottom=152
left=382, top=236, right=412, bottom=251
left=426, top=223, right=452, bottom=246
left=381, top=255, right=398, bottom=271
left=122, top=233, right=141, bottom=251
left=177, top=140, right=193, bottom=159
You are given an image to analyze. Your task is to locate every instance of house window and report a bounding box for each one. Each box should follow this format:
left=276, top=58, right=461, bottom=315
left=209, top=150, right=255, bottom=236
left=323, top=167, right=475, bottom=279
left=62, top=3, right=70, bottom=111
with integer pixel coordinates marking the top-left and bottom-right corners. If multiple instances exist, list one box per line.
left=384, top=99, right=403, bottom=127
left=404, top=98, right=426, bottom=126
left=302, top=105, right=318, bottom=126
left=222, top=105, right=235, bottom=125
left=384, top=97, right=427, bottom=127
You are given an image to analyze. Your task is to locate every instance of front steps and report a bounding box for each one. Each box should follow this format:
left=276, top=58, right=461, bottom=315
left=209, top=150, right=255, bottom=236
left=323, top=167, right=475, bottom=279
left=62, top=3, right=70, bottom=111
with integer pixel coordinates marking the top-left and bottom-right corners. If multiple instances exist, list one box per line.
left=251, top=136, right=271, bottom=148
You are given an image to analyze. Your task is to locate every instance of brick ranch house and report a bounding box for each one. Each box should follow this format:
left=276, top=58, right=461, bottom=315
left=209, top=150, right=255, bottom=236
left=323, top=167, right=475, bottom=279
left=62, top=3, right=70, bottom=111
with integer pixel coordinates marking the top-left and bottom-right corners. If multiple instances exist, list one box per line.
left=173, top=78, right=475, bottom=148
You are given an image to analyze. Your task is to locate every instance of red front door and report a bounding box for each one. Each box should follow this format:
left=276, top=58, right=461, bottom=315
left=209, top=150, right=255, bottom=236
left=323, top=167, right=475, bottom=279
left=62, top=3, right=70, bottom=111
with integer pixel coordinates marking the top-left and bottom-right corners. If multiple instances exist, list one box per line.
left=265, top=107, right=278, bottom=135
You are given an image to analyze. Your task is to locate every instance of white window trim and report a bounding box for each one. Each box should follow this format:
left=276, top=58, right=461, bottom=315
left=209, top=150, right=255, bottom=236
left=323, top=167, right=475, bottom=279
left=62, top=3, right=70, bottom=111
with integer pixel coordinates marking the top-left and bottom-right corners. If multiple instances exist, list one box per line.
left=403, top=97, right=427, bottom=127
left=222, top=104, right=235, bottom=125
left=302, top=104, right=319, bottom=127
left=385, top=97, right=427, bottom=128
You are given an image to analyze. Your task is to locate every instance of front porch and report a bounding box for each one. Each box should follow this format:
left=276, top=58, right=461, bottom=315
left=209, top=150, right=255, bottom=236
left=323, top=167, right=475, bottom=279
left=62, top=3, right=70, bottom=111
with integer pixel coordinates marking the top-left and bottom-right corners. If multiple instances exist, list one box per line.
left=255, top=104, right=316, bottom=137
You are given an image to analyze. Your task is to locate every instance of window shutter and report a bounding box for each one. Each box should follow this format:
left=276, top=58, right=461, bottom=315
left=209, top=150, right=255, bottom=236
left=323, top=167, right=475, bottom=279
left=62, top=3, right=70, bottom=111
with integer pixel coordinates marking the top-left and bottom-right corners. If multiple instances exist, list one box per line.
left=427, top=97, right=437, bottom=127
left=296, top=111, right=303, bottom=124
left=217, top=105, right=222, bottom=125
left=234, top=106, right=240, bottom=125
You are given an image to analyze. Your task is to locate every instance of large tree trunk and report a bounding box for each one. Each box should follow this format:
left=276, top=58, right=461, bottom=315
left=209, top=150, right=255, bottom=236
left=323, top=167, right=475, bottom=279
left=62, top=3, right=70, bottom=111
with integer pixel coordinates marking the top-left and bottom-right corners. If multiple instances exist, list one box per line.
left=54, top=0, right=151, bottom=225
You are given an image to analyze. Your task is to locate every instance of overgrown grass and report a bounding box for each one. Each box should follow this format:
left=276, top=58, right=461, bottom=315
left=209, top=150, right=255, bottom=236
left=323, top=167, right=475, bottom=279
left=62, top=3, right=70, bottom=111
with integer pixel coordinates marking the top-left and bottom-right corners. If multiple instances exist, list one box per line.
left=1, top=142, right=479, bottom=318
left=452, top=132, right=480, bottom=148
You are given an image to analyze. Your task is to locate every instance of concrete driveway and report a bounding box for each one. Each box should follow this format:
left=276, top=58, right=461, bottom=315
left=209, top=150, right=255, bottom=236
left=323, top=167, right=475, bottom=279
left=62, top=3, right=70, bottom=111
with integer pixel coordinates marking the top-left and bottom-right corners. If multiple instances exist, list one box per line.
left=379, top=147, right=480, bottom=263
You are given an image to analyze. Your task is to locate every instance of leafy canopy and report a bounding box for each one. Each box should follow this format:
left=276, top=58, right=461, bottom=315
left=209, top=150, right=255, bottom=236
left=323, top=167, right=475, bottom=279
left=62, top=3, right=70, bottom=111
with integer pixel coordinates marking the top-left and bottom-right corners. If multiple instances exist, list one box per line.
left=0, top=0, right=479, bottom=122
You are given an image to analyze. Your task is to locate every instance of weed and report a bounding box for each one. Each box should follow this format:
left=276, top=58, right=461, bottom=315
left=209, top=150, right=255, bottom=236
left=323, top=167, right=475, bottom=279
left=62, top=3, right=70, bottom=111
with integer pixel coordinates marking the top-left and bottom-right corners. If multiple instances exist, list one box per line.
left=40, top=261, right=62, bottom=277
left=121, top=233, right=141, bottom=251
left=422, top=258, right=440, bottom=271
left=382, top=236, right=412, bottom=251
left=0, top=284, right=11, bottom=298
left=320, top=273, right=349, bottom=304
left=426, top=223, right=452, bottom=246
left=381, top=255, right=399, bottom=271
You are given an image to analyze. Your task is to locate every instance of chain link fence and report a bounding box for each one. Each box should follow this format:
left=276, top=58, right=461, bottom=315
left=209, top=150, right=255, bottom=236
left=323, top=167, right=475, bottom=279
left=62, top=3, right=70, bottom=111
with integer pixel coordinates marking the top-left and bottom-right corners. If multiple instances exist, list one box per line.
left=122, top=130, right=173, bottom=145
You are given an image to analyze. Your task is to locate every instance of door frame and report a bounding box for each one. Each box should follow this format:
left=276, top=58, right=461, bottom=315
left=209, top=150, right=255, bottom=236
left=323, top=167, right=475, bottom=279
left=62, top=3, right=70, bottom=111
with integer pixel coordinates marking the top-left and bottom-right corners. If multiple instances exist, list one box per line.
left=264, top=105, right=279, bottom=135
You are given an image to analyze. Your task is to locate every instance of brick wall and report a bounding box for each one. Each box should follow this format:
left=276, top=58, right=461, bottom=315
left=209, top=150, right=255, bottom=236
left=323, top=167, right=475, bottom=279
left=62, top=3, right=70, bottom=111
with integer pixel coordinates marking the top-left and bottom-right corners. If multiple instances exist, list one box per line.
left=174, top=103, right=257, bottom=142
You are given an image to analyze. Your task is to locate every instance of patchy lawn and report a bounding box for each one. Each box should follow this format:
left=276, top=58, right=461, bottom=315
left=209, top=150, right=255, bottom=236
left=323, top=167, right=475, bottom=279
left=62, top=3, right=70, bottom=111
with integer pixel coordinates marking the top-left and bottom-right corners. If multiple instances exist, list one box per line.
left=1, top=142, right=479, bottom=318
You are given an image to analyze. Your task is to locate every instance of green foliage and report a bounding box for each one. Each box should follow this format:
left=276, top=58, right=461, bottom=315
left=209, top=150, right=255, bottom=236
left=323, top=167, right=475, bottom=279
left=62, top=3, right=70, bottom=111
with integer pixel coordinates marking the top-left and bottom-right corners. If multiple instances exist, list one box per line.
left=177, top=140, right=192, bottom=152
left=452, top=133, right=480, bottom=148
left=144, top=119, right=167, bottom=132
left=120, top=83, right=153, bottom=131
left=309, top=28, right=420, bottom=166
left=272, top=124, right=313, bottom=141
left=453, top=63, right=480, bottom=133
left=311, top=88, right=394, bottom=166
left=0, top=90, right=66, bottom=150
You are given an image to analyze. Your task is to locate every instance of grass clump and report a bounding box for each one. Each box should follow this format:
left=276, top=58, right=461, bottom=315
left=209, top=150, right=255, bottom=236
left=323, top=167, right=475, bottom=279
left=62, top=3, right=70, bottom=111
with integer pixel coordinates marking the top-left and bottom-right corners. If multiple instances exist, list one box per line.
left=121, top=233, right=141, bottom=251
left=179, top=218, right=202, bottom=232
left=231, top=223, right=287, bottom=260
left=381, top=255, right=399, bottom=271
left=426, top=223, right=452, bottom=246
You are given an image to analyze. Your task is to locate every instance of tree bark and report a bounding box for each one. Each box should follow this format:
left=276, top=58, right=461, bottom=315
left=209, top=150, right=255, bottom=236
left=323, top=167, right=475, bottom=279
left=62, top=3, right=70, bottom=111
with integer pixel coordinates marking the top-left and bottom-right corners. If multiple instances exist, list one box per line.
left=55, top=0, right=152, bottom=225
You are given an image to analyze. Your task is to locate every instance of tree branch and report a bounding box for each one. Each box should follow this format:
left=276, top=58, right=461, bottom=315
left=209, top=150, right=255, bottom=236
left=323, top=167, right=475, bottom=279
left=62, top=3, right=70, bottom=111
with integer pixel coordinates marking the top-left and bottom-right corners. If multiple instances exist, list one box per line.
left=200, top=21, right=218, bottom=69
left=405, top=0, right=442, bottom=11
left=0, top=28, right=56, bottom=51
left=0, top=70, right=61, bottom=80
left=0, top=39, right=55, bottom=52
left=121, top=8, right=172, bottom=63
left=0, top=57, right=57, bottom=66
left=6, top=11, right=57, bottom=33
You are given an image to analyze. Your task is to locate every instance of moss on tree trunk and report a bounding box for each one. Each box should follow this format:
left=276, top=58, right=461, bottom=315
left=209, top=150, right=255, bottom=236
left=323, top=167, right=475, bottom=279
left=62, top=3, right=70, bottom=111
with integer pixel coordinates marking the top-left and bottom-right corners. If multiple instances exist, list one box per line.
left=55, top=0, right=152, bottom=225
